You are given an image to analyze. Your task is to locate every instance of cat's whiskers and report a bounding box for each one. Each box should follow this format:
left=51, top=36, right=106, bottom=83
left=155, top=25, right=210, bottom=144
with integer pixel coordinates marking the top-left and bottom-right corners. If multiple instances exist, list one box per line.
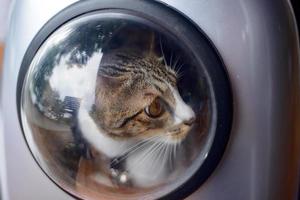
left=147, top=142, right=163, bottom=161
left=124, top=135, right=159, bottom=154
left=162, top=143, right=171, bottom=166
left=174, top=143, right=179, bottom=167
left=170, top=144, right=176, bottom=167
left=174, top=142, right=178, bottom=158
left=172, top=144, right=176, bottom=162
left=169, top=51, right=173, bottom=70
left=159, top=36, right=168, bottom=68
left=170, top=56, right=185, bottom=81
left=155, top=141, right=167, bottom=172
left=172, top=56, right=181, bottom=72
left=172, top=144, right=176, bottom=166
left=132, top=140, right=163, bottom=171
left=164, top=144, right=173, bottom=170
left=120, top=135, right=182, bottom=176
left=175, top=142, right=181, bottom=163
left=167, top=144, right=173, bottom=167
left=110, top=137, right=156, bottom=166
left=140, top=141, right=164, bottom=170
left=175, top=63, right=184, bottom=77
left=111, top=135, right=161, bottom=166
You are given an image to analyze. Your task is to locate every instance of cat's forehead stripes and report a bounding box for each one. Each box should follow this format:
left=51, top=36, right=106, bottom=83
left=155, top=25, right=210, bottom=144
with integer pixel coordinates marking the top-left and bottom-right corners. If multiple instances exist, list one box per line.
left=152, top=83, right=164, bottom=94
left=99, top=50, right=177, bottom=86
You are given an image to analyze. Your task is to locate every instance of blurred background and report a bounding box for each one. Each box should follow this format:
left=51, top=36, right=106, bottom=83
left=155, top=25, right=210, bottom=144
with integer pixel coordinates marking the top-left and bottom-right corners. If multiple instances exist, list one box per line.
left=0, top=0, right=11, bottom=71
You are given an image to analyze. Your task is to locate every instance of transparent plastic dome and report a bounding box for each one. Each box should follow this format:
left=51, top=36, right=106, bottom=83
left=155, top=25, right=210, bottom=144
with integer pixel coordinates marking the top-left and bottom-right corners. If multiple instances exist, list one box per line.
left=20, top=12, right=216, bottom=199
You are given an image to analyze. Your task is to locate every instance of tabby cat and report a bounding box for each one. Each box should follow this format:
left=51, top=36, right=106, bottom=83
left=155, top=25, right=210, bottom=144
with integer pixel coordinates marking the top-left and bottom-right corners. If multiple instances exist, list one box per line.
left=77, top=32, right=196, bottom=188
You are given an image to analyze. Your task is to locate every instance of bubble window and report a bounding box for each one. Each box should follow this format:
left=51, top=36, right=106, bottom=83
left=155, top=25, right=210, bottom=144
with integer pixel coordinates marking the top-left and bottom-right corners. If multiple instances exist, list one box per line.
left=18, top=2, right=232, bottom=200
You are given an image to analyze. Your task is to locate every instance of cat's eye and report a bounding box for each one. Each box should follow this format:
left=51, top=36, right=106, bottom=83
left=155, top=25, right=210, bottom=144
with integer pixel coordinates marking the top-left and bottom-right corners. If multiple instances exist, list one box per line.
left=145, top=97, right=165, bottom=118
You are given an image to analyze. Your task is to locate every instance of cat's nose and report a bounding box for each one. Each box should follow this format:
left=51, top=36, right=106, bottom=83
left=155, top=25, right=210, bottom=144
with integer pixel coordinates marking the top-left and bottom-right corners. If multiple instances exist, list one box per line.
left=183, top=117, right=195, bottom=126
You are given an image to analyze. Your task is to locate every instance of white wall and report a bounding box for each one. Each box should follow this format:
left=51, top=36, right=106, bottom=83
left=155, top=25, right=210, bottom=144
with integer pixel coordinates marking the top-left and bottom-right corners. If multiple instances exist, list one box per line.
left=0, top=0, right=12, bottom=42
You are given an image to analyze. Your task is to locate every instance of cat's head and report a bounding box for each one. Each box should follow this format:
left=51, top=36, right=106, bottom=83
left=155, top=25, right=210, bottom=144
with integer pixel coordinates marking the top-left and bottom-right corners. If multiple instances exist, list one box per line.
left=90, top=48, right=195, bottom=144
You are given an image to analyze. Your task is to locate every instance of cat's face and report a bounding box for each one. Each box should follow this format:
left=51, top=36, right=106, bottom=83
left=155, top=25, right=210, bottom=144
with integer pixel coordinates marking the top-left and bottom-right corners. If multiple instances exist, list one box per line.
left=91, top=50, right=195, bottom=144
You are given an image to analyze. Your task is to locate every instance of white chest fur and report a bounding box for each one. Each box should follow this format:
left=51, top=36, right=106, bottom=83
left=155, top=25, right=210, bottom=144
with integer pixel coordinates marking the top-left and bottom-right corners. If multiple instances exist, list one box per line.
left=77, top=106, right=134, bottom=158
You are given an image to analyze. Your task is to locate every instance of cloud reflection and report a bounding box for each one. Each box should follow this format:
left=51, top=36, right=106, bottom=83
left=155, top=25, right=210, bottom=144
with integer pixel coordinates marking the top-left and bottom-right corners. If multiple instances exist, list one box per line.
left=49, top=50, right=103, bottom=108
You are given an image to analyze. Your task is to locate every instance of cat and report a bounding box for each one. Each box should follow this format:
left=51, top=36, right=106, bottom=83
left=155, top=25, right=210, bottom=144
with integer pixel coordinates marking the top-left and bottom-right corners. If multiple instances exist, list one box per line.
left=76, top=39, right=196, bottom=188
left=27, top=24, right=198, bottom=193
